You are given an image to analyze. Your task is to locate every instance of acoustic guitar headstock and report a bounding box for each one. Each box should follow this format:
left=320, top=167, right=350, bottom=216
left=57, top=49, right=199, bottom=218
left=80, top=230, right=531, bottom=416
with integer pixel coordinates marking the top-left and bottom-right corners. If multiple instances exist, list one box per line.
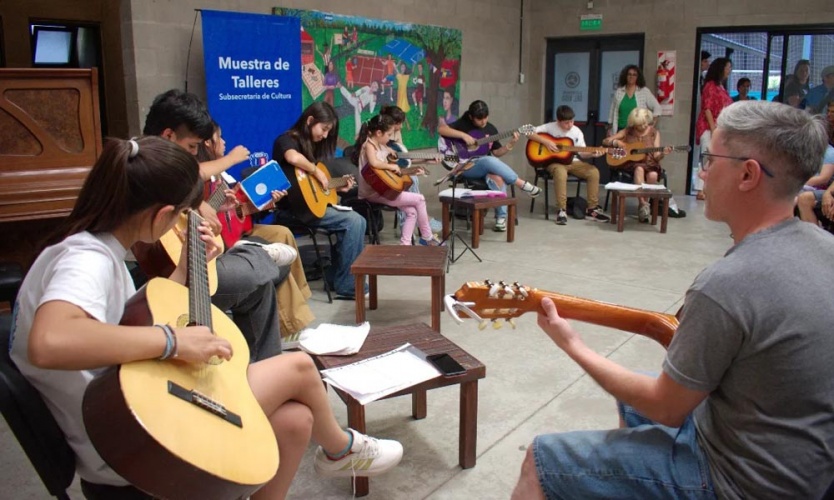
left=445, top=280, right=540, bottom=330
left=518, top=124, right=536, bottom=136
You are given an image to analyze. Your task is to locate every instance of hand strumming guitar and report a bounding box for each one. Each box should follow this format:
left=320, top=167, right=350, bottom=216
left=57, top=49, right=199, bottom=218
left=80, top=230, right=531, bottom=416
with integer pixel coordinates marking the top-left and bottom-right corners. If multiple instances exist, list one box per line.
left=313, top=167, right=330, bottom=189
left=170, top=324, right=233, bottom=364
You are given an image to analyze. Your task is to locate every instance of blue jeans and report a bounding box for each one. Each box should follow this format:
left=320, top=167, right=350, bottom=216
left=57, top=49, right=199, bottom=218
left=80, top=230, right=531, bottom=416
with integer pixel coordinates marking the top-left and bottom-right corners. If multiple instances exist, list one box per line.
left=461, top=156, right=518, bottom=219
left=310, top=207, right=366, bottom=297
left=532, top=402, right=716, bottom=499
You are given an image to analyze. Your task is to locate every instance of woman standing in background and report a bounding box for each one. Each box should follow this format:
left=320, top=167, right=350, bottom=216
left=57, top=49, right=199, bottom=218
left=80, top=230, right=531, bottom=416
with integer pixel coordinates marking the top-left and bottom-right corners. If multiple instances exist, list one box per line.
left=607, top=65, right=662, bottom=135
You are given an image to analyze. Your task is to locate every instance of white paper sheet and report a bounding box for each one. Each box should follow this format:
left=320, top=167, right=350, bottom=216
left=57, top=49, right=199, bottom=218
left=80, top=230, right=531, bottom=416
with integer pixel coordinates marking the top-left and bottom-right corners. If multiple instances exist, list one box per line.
left=320, top=344, right=442, bottom=405
left=298, top=322, right=370, bottom=356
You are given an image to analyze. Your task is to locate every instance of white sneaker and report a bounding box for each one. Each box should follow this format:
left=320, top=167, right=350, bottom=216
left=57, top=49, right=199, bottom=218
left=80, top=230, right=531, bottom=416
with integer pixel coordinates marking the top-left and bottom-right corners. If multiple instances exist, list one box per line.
left=638, top=204, right=651, bottom=223
left=493, top=218, right=507, bottom=232
left=314, top=429, right=403, bottom=478
left=234, top=240, right=297, bottom=267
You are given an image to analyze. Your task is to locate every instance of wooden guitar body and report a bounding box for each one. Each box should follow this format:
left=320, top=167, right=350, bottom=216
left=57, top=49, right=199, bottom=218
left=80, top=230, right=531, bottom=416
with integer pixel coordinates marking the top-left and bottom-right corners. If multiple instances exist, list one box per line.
left=361, top=164, right=416, bottom=199
left=525, top=135, right=578, bottom=167
left=82, top=278, right=279, bottom=499
left=449, top=280, right=677, bottom=348
left=606, top=145, right=691, bottom=168
left=285, top=162, right=341, bottom=222
left=219, top=188, right=254, bottom=248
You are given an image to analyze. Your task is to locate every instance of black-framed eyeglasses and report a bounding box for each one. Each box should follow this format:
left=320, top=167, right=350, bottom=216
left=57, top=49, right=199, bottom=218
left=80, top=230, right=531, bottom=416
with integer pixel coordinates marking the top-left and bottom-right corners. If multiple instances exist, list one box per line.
left=699, top=152, right=775, bottom=178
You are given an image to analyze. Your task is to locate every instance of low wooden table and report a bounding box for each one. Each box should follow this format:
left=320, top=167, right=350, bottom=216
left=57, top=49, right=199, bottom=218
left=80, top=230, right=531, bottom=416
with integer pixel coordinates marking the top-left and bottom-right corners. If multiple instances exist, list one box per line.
left=352, top=245, right=449, bottom=332
left=312, top=323, right=486, bottom=497
left=439, top=196, right=517, bottom=249
left=608, top=187, right=672, bottom=233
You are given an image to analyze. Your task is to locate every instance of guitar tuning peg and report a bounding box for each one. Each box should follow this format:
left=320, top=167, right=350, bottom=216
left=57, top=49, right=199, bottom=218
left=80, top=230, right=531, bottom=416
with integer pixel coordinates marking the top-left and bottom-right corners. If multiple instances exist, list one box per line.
left=508, top=319, right=516, bottom=329
left=478, top=320, right=488, bottom=331
left=492, top=319, right=503, bottom=329
left=489, top=283, right=501, bottom=298
left=502, top=286, right=514, bottom=299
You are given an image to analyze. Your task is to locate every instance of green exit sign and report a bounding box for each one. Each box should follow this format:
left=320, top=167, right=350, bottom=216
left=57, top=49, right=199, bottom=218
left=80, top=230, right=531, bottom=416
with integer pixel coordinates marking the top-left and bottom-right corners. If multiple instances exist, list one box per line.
left=580, top=15, right=602, bottom=31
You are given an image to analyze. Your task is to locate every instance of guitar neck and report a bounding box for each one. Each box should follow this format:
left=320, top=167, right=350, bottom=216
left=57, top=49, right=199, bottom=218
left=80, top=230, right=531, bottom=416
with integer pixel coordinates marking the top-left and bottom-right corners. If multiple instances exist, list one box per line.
left=451, top=281, right=677, bottom=349
left=207, top=181, right=229, bottom=212
left=327, top=176, right=350, bottom=189
left=475, top=129, right=519, bottom=147
left=399, top=166, right=426, bottom=176
left=394, top=151, right=441, bottom=160
left=632, top=145, right=690, bottom=155
left=531, top=290, right=677, bottom=348
left=558, top=146, right=605, bottom=154
left=186, top=211, right=213, bottom=330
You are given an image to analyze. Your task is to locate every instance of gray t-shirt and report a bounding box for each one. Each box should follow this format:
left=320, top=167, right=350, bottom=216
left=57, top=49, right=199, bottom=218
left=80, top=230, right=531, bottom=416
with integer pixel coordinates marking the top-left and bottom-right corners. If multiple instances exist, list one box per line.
left=664, top=218, right=834, bottom=499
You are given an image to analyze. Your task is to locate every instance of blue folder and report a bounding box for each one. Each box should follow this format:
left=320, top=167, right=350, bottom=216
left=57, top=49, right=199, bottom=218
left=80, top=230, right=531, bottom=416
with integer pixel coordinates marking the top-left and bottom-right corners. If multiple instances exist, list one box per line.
left=239, top=160, right=292, bottom=209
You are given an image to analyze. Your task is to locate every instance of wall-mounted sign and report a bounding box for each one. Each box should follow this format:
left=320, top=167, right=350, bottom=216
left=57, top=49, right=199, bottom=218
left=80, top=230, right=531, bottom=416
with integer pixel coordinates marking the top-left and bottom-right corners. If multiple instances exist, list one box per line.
left=580, top=14, right=602, bottom=31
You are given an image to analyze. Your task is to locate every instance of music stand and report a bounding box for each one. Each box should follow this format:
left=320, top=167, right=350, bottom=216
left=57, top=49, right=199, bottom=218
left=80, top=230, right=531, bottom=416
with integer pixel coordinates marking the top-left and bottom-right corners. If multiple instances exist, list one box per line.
left=436, top=161, right=482, bottom=269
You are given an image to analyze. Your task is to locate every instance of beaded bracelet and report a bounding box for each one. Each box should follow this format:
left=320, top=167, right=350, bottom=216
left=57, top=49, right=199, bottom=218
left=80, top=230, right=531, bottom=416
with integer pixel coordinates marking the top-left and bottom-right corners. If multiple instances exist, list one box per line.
left=163, top=324, right=179, bottom=359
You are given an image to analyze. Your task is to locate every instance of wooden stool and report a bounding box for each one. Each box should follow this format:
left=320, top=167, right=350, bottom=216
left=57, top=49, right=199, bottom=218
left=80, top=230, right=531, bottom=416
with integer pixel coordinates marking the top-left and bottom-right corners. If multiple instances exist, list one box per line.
left=351, top=245, right=449, bottom=332
left=608, top=188, right=672, bottom=233
left=439, top=196, right=517, bottom=249
left=311, top=323, right=486, bottom=497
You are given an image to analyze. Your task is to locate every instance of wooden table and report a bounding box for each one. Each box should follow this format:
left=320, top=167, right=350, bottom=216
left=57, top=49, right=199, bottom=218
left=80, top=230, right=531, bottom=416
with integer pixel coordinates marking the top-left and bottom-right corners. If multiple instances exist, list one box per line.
left=312, top=323, right=486, bottom=497
left=439, top=196, right=517, bottom=249
left=352, top=245, right=449, bottom=332
left=608, top=187, right=672, bottom=233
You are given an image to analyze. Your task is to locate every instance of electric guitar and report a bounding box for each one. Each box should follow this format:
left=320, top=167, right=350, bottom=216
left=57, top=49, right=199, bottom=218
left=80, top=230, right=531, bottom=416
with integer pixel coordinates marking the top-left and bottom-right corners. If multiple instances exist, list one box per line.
left=445, top=280, right=677, bottom=349
left=607, top=145, right=691, bottom=168
left=284, top=162, right=353, bottom=223
left=525, top=134, right=626, bottom=168
left=439, top=124, right=536, bottom=165
left=83, top=211, right=279, bottom=500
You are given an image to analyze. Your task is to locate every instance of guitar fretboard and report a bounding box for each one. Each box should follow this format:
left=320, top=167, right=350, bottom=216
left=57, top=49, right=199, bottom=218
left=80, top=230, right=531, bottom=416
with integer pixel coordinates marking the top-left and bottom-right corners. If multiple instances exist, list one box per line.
left=187, top=211, right=213, bottom=331
left=474, top=129, right=520, bottom=147
left=207, top=180, right=230, bottom=212
left=632, top=145, right=690, bottom=154
left=394, top=152, right=443, bottom=160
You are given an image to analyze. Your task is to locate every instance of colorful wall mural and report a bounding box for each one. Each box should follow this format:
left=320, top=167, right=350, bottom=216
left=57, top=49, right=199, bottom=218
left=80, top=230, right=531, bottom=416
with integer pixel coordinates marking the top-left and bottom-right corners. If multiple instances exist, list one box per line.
left=273, top=7, right=462, bottom=150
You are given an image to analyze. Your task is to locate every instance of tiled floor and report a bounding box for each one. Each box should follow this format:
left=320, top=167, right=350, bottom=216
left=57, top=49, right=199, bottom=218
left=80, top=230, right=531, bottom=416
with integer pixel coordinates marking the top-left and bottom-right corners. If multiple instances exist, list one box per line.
left=0, top=194, right=730, bottom=499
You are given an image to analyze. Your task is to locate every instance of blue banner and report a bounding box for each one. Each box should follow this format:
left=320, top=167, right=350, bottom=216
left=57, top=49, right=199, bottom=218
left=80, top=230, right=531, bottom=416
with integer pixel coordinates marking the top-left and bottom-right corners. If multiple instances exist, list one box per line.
left=202, top=10, right=301, bottom=180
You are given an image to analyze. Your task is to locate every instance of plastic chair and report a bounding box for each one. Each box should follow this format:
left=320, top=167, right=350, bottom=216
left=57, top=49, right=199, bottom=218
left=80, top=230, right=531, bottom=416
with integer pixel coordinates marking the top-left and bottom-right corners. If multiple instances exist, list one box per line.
left=0, top=315, right=76, bottom=499
left=528, top=167, right=584, bottom=220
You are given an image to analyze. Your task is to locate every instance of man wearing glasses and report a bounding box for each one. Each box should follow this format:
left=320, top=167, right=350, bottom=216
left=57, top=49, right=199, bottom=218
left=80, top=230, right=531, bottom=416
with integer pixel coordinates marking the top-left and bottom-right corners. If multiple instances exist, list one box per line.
left=512, top=101, right=834, bottom=500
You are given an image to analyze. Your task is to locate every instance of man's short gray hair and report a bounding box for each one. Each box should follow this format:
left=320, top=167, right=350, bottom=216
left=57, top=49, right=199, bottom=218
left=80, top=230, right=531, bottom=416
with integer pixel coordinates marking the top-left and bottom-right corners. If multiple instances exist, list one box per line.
left=717, top=101, right=828, bottom=198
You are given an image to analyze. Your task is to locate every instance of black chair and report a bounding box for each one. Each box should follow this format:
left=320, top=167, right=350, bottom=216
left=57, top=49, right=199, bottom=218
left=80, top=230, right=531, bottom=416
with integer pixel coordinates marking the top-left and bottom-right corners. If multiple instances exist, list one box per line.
left=241, top=167, right=334, bottom=303
left=528, top=168, right=584, bottom=220
left=0, top=315, right=76, bottom=499
left=327, top=150, right=393, bottom=245
left=0, top=261, right=23, bottom=306
left=603, top=169, right=668, bottom=212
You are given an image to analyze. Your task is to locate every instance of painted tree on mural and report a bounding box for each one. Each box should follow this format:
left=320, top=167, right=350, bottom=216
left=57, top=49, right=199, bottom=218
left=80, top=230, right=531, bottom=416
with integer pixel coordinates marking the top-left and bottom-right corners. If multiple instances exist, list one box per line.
left=409, top=26, right=462, bottom=135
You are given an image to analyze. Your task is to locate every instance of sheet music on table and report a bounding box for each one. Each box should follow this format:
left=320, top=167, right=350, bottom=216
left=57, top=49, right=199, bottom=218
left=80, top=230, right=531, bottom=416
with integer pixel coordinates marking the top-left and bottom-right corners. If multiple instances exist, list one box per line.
left=320, top=343, right=442, bottom=405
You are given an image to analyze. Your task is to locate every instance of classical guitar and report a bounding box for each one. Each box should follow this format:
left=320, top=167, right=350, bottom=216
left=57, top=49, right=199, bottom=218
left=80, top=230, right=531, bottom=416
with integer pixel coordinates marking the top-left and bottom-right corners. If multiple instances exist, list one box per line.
left=362, top=164, right=427, bottom=199
left=445, top=280, right=677, bottom=348
left=525, top=134, right=626, bottom=168
left=83, top=211, right=279, bottom=500
left=439, top=124, right=536, bottom=165
left=284, top=161, right=352, bottom=223
left=607, top=145, right=691, bottom=168
left=132, top=181, right=228, bottom=296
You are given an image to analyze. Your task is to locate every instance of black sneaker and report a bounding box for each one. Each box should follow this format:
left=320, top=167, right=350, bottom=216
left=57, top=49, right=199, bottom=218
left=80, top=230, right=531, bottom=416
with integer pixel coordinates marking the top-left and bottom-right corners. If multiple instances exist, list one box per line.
left=669, top=208, right=687, bottom=218
left=556, top=209, right=568, bottom=226
left=585, top=206, right=610, bottom=223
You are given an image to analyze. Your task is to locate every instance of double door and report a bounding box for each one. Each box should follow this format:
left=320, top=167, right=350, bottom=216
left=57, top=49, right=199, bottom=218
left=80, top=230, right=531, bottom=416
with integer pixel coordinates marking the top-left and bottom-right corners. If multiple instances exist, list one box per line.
left=544, top=35, right=644, bottom=182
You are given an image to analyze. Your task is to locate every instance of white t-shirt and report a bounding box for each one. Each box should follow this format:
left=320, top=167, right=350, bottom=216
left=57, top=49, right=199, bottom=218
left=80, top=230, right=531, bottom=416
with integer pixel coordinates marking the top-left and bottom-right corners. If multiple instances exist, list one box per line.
left=534, top=123, right=586, bottom=162
left=10, top=231, right=135, bottom=485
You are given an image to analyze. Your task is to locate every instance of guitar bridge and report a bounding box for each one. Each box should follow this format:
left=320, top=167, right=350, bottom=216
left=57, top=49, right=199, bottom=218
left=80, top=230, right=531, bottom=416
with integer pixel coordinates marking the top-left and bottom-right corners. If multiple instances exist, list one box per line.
left=168, top=381, right=242, bottom=427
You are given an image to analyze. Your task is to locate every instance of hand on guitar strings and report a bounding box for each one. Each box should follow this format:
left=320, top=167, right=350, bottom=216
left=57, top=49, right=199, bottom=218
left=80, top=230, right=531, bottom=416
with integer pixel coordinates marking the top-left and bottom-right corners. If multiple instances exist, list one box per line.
left=171, top=324, right=233, bottom=364
left=337, top=174, right=356, bottom=193
left=217, top=188, right=239, bottom=213
left=537, top=297, right=583, bottom=352
left=197, top=202, right=222, bottom=235
left=313, top=168, right=330, bottom=189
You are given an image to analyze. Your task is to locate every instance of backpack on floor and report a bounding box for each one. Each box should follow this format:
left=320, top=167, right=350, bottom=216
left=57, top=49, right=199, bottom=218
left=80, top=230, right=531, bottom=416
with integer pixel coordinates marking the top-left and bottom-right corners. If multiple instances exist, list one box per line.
left=567, top=196, right=588, bottom=220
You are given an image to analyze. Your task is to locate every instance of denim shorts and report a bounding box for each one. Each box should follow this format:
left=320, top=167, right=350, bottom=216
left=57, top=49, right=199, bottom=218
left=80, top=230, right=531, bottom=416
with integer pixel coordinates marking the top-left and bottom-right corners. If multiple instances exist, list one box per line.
left=532, top=402, right=716, bottom=499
